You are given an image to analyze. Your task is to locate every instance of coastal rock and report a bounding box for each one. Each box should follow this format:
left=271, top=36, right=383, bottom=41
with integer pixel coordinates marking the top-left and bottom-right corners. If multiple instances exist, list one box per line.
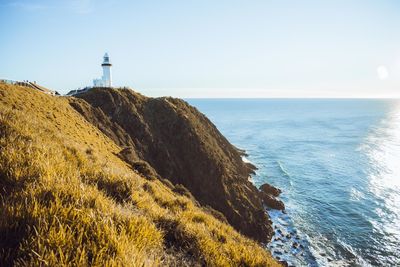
left=260, top=191, right=285, bottom=210
left=245, top=162, right=258, bottom=175
left=70, top=88, right=274, bottom=242
left=260, top=183, right=282, bottom=197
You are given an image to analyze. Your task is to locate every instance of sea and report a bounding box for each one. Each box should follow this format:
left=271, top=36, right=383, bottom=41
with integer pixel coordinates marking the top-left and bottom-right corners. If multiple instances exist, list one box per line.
left=187, top=99, right=400, bottom=267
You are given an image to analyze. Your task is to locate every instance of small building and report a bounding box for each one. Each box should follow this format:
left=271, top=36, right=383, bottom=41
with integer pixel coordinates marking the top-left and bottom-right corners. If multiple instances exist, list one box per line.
left=66, top=87, right=91, bottom=96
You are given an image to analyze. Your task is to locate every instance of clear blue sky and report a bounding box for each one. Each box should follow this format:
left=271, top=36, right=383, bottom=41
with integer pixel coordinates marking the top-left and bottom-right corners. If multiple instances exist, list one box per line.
left=1, top=0, right=400, bottom=97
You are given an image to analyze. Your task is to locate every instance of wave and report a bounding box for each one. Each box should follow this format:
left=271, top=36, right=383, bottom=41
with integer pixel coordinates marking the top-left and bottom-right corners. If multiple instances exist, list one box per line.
left=241, top=156, right=252, bottom=164
left=277, top=161, right=291, bottom=178
left=267, top=210, right=318, bottom=266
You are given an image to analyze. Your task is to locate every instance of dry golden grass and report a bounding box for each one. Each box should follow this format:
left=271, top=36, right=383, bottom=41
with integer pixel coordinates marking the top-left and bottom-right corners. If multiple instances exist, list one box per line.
left=0, top=84, right=279, bottom=266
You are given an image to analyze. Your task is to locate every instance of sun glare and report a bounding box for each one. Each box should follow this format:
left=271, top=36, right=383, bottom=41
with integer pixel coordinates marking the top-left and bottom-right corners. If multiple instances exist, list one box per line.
left=377, top=65, right=389, bottom=81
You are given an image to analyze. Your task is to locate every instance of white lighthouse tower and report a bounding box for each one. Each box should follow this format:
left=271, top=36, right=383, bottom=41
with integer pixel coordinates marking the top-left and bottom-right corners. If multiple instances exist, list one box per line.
left=92, top=53, right=113, bottom=88
left=101, top=53, right=112, bottom=87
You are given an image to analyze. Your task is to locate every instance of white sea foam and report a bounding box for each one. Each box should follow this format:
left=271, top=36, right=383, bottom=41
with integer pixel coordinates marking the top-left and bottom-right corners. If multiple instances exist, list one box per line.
left=241, top=156, right=251, bottom=163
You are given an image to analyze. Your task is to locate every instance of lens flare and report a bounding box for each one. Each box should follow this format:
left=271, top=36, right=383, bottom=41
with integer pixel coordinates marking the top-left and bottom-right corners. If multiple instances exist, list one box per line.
left=377, top=65, right=389, bottom=80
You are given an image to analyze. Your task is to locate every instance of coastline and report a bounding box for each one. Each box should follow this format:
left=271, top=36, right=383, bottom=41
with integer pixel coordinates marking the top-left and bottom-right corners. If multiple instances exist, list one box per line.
left=241, top=152, right=318, bottom=266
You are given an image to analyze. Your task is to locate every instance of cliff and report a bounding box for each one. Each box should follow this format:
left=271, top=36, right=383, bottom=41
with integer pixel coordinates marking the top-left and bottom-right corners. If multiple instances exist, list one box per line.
left=0, top=83, right=279, bottom=266
left=70, top=88, right=274, bottom=242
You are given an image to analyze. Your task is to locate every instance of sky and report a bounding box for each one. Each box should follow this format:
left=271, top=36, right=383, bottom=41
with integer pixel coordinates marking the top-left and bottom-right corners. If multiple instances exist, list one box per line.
left=1, top=0, right=400, bottom=98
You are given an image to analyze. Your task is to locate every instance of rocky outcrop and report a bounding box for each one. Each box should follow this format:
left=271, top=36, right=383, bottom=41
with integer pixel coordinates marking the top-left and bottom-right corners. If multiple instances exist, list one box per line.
left=259, top=191, right=285, bottom=210
left=259, top=183, right=284, bottom=210
left=69, top=88, right=275, bottom=242
left=260, top=183, right=282, bottom=197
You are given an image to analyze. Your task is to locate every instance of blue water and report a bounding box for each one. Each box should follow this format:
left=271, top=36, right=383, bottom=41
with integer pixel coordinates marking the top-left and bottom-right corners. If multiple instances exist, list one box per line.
left=187, top=99, right=400, bottom=266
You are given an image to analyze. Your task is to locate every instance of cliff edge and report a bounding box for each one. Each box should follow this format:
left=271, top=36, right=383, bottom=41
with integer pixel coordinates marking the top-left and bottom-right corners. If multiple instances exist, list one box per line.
left=0, top=83, right=279, bottom=266
left=70, top=88, right=274, bottom=242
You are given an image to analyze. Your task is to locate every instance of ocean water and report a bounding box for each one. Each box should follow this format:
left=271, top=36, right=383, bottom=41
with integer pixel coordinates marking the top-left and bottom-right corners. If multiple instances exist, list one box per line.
left=187, top=99, right=400, bottom=266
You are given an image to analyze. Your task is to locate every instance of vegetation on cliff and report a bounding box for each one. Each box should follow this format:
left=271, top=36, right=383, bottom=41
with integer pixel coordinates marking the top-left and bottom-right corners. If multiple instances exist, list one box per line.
left=0, top=84, right=279, bottom=266
left=70, top=88, right=274, bottom=242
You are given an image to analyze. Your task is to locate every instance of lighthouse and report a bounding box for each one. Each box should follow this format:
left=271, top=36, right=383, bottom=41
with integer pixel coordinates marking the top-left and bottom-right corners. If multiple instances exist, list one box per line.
left=69, top=53, right=115, bottom=95
left=101, top=53, right=112, bottom=87
left=92, top=53, right=114, bottom=88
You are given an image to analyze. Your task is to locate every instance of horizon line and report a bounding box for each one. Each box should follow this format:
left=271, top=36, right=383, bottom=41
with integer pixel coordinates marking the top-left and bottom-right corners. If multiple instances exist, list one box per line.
left=181, top=96, right=400, bottom=100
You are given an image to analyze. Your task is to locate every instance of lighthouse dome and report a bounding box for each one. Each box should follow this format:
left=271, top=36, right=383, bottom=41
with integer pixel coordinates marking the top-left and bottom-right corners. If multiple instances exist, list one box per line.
left=102, top=53, right=111, bottom=66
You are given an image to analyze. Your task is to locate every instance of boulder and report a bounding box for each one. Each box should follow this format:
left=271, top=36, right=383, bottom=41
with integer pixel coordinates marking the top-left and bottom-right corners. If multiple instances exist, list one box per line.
left=259, top=191, right=285, bottom=210
left=259, top=183, right=282, bottom=197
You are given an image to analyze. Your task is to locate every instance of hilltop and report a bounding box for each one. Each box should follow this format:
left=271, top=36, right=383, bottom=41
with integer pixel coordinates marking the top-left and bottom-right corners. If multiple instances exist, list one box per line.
left=0, top=83, right=281, bottom=266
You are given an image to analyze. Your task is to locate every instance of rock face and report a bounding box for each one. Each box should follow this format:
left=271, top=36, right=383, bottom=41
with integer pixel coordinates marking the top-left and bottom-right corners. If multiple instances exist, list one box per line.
left=69, top=88, right=275, bottom=242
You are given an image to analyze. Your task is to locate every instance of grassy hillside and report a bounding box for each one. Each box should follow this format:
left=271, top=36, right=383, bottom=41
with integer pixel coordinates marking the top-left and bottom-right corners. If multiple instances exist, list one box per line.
left=0, top=84, right=279, bottom=266
left=70, top=88, right=274, bottom=243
